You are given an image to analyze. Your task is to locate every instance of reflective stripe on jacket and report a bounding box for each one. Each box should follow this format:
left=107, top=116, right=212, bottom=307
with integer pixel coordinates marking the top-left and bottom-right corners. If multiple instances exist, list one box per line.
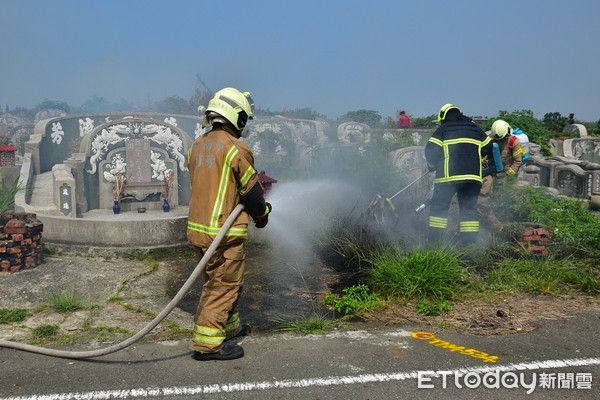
left=186, top=126, right=259, bottom=248
left=425, top=118, right=492, bottom=184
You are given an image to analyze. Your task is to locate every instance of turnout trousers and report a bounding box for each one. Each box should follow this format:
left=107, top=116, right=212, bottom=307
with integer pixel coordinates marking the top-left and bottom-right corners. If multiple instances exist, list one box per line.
left=477, top=175, right=503, bottom=232
left=428, top=181, right=482, bottom=246
left=191, top=241, right=245, bottom=353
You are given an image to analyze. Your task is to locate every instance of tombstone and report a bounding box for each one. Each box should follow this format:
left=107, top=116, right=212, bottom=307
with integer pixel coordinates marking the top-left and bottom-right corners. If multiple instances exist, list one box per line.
left=244, top=117, right=329, bottom=164
left=34, top=109, right=68, bottom=124
left=563, top=137, right=600, bottom=163
left=554, top=164, right=588, bottom=197
left=388, top=146, right=428, bottom=177
left=337, top=122, right=371, bottom=145
left=563, top=123, right=588, bottom=137
left=0, top=114, right=23, bottom=128
left=529, top=156, right=563, bottom=188
left=520, top=164, right=541, bottom=187
left=244, top=119, right=295, bottom=160
left=84, top=118, right=187, bottom=212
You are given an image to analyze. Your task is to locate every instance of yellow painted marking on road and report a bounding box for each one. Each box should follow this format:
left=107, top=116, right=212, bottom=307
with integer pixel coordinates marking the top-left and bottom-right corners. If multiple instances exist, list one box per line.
left=411, top=331, right=499, bottom=363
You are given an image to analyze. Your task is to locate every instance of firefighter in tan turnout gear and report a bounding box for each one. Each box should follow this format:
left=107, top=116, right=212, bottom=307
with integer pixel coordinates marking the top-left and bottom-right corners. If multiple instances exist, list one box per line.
left=477, top=119, right=524, bottom=232
left=187, top=87, right=271, bottom=361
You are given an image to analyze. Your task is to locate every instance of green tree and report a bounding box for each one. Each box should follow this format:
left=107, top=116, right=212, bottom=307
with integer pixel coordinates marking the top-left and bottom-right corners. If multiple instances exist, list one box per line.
left=480, top=110, right=553, bottom=154
left=32, top=99, right=72, bottom=114
left=79, top=96, right=112, bottom=113
left=592, top=119, right=600, bottom=137
left=338, top=109, right=381, bottom=128
left=279, top=107, right=326, bottom=120
left=155, top=96, right=196, bottom=115
left=542, top=112, right=568, bottom=132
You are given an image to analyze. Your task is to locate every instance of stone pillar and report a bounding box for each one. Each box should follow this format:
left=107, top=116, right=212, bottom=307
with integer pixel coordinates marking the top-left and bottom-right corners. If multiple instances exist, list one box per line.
left=64, top=153, right=88, bottom=216
left=52, top=164, right=76, bottom=217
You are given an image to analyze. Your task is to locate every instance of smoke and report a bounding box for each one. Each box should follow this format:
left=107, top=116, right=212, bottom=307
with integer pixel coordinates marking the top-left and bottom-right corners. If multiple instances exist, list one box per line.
left=256, top=178, right=364, bottom=253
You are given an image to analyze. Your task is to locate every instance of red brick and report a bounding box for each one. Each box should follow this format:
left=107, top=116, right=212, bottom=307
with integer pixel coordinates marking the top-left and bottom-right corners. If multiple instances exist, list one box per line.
left=5, top=220, right=25, bottom=228
left=11, top=234, right=24, bottom=242
left=8, top=247, right=22, bottom=254
left=25, top=262, right=36, bottom=269
left=522, top=235, right=542, bottom=241
left=5, top=227, right=27, bottom=234
left=22, top=238, right=33, bottom=245
left=0, top=233, right=7, bottom=239
left=522, top=231, right=535, bottom=237
left=9, top=266, right=21, bottom=273
left=0, top=247, right=5, bottom=253
left=529, top=245, right=546, bottom=251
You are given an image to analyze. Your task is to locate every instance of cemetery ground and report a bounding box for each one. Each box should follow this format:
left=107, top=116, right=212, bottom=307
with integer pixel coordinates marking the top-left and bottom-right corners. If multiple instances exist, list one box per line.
left=0, top=207, right=599, bottom=399
left=0, top=231, right=598, bottom=346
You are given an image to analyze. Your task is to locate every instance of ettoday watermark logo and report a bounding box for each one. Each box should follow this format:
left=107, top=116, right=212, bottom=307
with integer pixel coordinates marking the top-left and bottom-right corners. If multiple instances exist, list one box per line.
left=417, top=370, right=593, bottom=394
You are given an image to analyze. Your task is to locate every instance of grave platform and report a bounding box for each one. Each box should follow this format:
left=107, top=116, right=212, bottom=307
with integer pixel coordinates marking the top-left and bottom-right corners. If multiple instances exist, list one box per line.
left=33, top=207, right=190, bottom=253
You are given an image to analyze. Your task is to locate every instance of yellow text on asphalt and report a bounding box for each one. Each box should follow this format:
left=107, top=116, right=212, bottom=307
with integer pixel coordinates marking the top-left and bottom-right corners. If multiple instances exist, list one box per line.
left=411, top=331, right=499, bottom=363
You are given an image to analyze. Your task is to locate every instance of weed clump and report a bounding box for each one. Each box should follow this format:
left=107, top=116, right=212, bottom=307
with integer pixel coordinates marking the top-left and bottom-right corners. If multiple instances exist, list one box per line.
left=0, top=308, right=28, bottom=323
left=368, top=247, right=466, bottom=301
left=46, top=287, right=86, bottom=313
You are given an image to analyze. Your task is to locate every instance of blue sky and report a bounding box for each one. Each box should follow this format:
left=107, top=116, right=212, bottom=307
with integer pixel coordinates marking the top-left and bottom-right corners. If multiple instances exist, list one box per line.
left=1, top=0, right=599, bottom=121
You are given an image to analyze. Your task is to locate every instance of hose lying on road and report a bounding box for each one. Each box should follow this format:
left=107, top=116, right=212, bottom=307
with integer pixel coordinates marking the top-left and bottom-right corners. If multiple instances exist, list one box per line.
left=0, top=204, right=245, bottom=359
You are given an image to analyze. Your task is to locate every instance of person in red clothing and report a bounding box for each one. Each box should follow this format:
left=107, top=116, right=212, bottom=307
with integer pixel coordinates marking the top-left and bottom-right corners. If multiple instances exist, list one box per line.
left=397, top=110, right=412, bottom=128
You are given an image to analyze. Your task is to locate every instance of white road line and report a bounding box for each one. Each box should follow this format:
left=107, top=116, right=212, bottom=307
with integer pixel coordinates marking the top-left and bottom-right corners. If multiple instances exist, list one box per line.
left=2, top=357, right=599, bottom=400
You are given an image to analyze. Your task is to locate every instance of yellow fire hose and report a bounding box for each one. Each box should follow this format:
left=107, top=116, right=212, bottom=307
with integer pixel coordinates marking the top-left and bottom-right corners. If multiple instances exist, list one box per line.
left=0, top=204, right=245, bottom=359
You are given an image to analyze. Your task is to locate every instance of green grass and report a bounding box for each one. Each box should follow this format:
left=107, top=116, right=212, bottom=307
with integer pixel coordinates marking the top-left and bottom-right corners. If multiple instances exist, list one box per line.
left=416, top=299, right=453, bottom=316
left=33, top=324, right=59, bottom=338
left=368, top=246, right=466, bottom=301
left=271, top=315, right=337, bottom=334
left=322, top=284, right=387, bottom=315
left=481, top=258, right=599, bottom=295
left=0, top=179, right=21, bottom=214
left=0, top=308, right=28, bottom=323
left=45, top=287, right=86, bottom=313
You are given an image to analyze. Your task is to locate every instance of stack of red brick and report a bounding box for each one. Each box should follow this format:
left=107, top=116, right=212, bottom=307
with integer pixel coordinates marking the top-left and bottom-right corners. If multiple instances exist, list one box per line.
left=0, top=213, right=43, bottom=273
left=520, top=228, right=553, bottom=256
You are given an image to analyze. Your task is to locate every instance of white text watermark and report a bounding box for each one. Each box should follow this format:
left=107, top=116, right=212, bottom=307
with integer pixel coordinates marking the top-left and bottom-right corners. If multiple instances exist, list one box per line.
left=418, top=371, right=593, bottom=393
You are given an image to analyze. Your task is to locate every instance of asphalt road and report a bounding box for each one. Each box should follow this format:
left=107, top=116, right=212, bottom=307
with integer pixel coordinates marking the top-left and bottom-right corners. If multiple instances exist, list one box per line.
left=1, top=309, right=598, bottom=400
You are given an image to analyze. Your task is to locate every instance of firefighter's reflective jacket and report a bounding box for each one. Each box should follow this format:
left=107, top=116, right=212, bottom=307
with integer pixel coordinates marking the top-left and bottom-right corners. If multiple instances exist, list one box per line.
left=498, top=135, right=524, bottom=176
left=425, top=116, right=492, bottom=184
left=187, top=125, right=266, bottom=248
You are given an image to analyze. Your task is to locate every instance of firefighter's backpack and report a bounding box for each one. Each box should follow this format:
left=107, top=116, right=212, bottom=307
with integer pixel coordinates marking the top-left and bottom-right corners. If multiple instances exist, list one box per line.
left=508, top=135, right=528, bottom=163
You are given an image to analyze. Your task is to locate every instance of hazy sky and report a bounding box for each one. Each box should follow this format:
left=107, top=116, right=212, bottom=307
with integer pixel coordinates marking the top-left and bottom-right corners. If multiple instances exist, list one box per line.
left=1, top=0, right=599, bottom=121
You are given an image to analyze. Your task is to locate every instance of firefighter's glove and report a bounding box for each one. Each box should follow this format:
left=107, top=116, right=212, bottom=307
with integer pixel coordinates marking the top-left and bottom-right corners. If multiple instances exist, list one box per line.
left=253, top=202, right=272, bottom=229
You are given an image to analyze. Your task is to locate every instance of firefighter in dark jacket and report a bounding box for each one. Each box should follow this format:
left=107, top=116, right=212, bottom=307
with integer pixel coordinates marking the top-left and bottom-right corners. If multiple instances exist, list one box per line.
left=187, top=88, right=271, bottom=361
left=424, top=104, right=492, bottom=245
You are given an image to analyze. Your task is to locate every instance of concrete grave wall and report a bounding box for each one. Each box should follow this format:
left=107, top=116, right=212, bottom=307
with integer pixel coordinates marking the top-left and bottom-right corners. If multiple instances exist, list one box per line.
left=563, top=137, right=600, bottom=163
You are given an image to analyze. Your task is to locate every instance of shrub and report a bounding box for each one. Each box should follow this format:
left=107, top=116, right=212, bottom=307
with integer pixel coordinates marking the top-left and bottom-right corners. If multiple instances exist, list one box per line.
left=322, top=284, right=386, bottom=315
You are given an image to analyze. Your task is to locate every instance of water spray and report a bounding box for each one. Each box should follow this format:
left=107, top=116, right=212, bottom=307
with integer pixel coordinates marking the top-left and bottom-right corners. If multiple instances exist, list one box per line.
left=0, top=204, right=245, bottom=359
